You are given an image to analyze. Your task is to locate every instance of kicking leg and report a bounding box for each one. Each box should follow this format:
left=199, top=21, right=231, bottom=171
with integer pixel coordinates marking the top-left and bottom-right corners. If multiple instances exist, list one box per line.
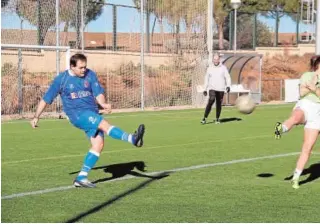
left=275, top=108, right=304, bottom=139
left=98, top=120, right=145, bottom=147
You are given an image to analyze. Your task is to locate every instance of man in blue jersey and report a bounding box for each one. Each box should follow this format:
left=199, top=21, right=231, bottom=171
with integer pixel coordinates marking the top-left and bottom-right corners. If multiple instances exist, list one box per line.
left=31, top=53, right=145, bottom=188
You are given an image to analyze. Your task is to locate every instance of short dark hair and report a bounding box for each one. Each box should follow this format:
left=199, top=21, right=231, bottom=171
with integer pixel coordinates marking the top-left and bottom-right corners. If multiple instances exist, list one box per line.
left=70, top=53, right=87, bottom=67
left=213, top=52, right=220, bottom=58
left=310, top=55, right=320, bottom=72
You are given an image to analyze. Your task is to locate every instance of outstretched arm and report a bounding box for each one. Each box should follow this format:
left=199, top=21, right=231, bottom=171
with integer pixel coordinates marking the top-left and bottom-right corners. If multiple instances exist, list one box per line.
left=224, top=66, right=231, bottom=92
left=203, top=67, right=210, bottom=91
left=31, top=75, right=62, bottom=128
left=31, top=100, right=48, bottom=128
left=202, top=67, right=210, bottom=96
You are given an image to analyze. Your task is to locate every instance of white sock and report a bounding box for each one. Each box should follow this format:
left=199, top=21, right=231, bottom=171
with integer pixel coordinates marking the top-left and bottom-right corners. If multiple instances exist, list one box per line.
left=293, top=169, right=302, bottom=180
left=282, top=124, right=288, bottom=133
left=79, top=171, right=88, bottom=177
left=89, top=149, right=100, bottom=157
left=107, top=126, right=115, bottom=135
left=128, top=134, right=133, bottom=143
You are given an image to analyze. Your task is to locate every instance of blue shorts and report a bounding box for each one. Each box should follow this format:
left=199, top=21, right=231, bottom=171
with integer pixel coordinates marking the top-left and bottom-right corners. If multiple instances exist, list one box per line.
left=69, top=110, right=104, bottom=139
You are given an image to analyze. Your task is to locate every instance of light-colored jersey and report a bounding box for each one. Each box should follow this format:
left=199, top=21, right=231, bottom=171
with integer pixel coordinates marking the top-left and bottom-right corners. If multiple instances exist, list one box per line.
left=300, top=72, right=320, bottom=103
left=203, top=63, right=231, bottom=92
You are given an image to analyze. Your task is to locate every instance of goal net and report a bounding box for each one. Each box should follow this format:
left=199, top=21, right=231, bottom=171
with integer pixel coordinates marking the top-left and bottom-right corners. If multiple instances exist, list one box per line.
left=2, top=0, right=242, bottom=117
left=141, top=0, right=210, bottom=109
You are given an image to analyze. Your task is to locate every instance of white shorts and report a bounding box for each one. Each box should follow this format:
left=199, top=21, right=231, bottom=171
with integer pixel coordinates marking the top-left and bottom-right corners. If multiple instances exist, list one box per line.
left=294, top=99, right=320, bottom=130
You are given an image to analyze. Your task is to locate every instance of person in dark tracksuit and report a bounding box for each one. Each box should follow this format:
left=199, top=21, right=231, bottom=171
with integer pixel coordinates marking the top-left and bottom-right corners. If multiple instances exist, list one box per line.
left=201, top=53, right=231, bottom=124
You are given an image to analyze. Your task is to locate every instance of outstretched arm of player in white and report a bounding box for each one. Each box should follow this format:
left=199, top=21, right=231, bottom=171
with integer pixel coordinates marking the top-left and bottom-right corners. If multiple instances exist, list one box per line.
left=304, top=74, right=320, bottom=97
left=300, top=85, right=310, bottom=97
left=31, top=100, right=48, bottom=128
left=314, top=88, right=320, bottom=97
left=204, top=68, right=211, bottom=90
left=224, top=66, right=231, bottom=88
left=304, top=84, right=320, bottom=97
left=96, top=94, right=112, bottom=114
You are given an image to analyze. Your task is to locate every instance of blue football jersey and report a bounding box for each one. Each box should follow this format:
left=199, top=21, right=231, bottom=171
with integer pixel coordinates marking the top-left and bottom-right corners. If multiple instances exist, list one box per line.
left=43, top=69, right=105, bottom=119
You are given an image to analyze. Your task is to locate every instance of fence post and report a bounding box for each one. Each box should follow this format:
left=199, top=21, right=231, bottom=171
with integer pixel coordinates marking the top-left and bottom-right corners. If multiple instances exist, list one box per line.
left=81, top=0, right=84, bottom=53
left=56, top=0, right=62, bottom=114
left=275, top=9, right=279, bottom=47
left=146, top=9, right=150, bottom=53
left=18, top=48, right=23, bottom=115
left=140, top=0, right=145, bottom=110
left=296, top=8, right=300, bottom=45
left=56, top=0, right=60, bottom=76
left=113, top=5, right=117, bottom=51
left=207, top=0, right=213, bottom=62
left=229, top=11, right=233, bottom=50
left=253, top=13, right=257, bottom=49
left=259, top=56, right=262, bottom=103
left=37, top=0, right=41, bottom=46
left=76, top=0, right=81, bottom=49
left=280, top=79, right=283, bottom=101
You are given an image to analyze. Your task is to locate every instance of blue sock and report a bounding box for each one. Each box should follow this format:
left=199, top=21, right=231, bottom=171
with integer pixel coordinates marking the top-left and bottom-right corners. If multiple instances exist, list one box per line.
left=77, top=150, right=100, bottom=181
left=107, top=126, right=134, bottom=143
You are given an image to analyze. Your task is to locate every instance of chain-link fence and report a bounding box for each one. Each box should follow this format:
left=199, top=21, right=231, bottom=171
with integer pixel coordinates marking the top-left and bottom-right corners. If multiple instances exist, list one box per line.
left=226, top=10, right=302, bottom=50
left=4, top=0, right=308, bottom=118
left=2, top=0, right=214, bottom=117
left=1, top=45, right=70, bottom=116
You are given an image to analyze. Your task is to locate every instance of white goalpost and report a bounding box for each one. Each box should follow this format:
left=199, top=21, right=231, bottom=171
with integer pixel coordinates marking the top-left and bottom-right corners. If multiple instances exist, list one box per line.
left=1, top=44, right=71, bottom=73
left=1, top=44, right=71, bottom=116
left=207, top=0, right=214, bottom=65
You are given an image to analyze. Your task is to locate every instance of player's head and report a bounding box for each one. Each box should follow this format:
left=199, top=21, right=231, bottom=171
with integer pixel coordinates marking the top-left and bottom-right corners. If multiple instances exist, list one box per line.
left=70, top=53, right=87, bottom=77
left=310, top=55, right=320, bottom=72
left=213, top=53, right=220, bottom=66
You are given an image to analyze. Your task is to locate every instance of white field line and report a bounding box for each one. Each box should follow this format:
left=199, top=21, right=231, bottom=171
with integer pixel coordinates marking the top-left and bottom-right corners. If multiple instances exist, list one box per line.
left=2, top=134, right=270, bottom=165
left=1, top=151, right=300, bottom=200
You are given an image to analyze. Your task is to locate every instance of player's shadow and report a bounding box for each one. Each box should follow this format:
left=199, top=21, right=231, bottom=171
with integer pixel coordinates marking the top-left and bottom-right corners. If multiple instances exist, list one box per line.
left=284, top=162, right=320, bottom=185
left=69, top=161, right=169, bottom=184
left=94, top=161, right=170, bottom=184
left=204, top=117, right=242, bottom=124
left=65, top=171, right=170, bottom=223
left=257, top=173, right=274, bottom=178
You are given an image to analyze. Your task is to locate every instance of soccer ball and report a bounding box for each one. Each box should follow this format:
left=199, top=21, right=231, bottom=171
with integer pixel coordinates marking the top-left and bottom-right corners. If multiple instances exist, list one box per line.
left=235, top=95, right=256, bottom=114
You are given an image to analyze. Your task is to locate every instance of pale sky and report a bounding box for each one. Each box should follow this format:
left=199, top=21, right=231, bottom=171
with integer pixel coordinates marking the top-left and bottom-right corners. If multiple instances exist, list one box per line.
left=1, top=0, right=314, bottom=35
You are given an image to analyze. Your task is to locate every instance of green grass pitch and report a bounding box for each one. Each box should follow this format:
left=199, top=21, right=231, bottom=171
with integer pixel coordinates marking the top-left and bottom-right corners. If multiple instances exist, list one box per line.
left=1, top=104, right=319, bottom=223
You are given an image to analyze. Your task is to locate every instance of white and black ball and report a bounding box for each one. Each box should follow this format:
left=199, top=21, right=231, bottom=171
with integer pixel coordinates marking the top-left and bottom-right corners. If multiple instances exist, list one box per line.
left=235, top=95, right=256, bottom=114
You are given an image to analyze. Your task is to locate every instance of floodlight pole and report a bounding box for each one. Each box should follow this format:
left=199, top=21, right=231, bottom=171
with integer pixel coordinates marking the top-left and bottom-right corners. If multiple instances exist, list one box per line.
left=140, top=0, right=145, bottom=110
left=81, top=0, right=84, bottom=53
left=207, top=0, right=214, bottom=64
left=56, top=0, right=60, bottom=76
